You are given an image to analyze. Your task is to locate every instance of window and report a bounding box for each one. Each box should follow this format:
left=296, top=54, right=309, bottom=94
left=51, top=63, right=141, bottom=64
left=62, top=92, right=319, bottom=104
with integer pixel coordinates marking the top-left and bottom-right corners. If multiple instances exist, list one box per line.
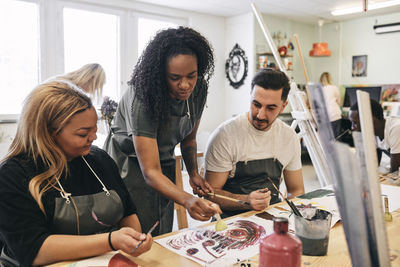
left=0, top=0, right=187, bottom=117
left=0, top=0, right=39, bottom=115
left=63, top=7, right=120, bottom=102
left=138, top=17, right=178, bottom=56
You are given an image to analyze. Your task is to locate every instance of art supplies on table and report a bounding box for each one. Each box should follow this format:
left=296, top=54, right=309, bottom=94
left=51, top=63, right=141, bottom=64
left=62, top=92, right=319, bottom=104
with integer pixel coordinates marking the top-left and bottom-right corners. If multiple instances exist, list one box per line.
left=131, top=220, right=159, bottom=254
left=156, top=216, right=273, bottom=266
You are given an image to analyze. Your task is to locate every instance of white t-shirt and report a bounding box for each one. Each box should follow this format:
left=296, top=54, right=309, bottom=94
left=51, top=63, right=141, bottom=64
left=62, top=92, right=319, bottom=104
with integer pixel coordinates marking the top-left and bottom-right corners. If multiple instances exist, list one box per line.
left=205, top=112, right=302, bottom=178
left=322, top=85, right=342, bottom=122
left=383, top=117, right=400, bottom=154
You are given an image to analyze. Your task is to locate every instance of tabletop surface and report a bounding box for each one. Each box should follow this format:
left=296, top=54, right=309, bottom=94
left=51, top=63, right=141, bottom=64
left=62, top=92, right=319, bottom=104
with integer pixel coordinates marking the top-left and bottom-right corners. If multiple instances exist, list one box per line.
left=48, top=183, right=400, bottom=267
left=122, top=208, right=400, bottom=267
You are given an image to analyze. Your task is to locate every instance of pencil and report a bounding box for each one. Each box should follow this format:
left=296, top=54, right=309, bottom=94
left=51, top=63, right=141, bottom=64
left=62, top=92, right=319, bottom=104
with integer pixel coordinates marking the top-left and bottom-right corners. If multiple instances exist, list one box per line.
left=131, top=220, right=159, bottom=254
left=207, top=192, right=250, bottom=206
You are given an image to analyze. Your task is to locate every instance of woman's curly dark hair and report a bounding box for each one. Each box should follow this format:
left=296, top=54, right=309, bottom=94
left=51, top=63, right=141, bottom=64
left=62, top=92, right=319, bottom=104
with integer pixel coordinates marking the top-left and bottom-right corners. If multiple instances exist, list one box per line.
left=129, top=26, right=215, bottom=121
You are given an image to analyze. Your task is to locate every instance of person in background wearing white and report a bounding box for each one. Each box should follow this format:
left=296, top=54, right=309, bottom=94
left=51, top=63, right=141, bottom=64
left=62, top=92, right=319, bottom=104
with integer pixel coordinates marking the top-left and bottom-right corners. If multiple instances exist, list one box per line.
left=320, top=72, right=342, bottom=138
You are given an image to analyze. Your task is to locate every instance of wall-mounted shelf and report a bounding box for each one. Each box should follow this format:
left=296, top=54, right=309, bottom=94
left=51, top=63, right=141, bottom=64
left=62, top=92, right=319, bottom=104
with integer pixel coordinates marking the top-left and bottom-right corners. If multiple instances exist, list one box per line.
left=256, top=52, right=293, bottom=71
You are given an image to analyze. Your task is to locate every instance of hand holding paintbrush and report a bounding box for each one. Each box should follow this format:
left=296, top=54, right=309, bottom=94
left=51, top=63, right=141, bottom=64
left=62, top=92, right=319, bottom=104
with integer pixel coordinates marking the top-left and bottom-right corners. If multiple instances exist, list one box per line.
left=131, top=221, right=159, bottom=255
left=207, top=188, right=271, bottom=211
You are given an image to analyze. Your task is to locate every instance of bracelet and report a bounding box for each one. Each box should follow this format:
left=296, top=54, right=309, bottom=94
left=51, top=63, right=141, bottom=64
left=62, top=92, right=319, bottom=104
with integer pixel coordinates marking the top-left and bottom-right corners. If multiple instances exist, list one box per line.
left=108, top=230, right=117, bottom=251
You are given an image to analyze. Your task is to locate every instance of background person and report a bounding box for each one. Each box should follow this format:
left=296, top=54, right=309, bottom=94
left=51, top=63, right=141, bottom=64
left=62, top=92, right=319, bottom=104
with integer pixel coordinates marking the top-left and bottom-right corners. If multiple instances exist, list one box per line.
left=205, top=68, right=305, bottom=217
left=104, top=26, right=220, bottom=236
left=320, top=72, right=342, bottom=138
left=349, top=99, right=400, bottom=172
left=0, top=81, right=151, bottom=266
left=47, top=63, right=106, bottom=100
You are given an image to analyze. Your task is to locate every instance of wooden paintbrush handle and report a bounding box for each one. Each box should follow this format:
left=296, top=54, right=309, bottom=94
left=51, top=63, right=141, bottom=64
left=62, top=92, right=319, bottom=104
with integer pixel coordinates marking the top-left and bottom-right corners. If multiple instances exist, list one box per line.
left=208, top=192, right=250, bottom=205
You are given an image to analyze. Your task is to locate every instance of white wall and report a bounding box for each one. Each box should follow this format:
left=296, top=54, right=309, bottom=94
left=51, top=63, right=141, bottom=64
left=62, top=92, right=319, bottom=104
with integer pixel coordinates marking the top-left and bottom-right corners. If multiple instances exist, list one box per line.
left=339, top=12, right=400, bottom=85
left=307, top=11, right=400, bottom=87
left=224, top=13, right=254, bottom=119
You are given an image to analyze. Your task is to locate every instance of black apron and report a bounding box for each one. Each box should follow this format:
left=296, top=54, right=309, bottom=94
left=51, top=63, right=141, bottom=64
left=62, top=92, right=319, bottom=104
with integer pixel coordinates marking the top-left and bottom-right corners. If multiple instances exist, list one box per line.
left=104, top=103, right=194, bottom=236
left=221, top=158, right=283, bottom=218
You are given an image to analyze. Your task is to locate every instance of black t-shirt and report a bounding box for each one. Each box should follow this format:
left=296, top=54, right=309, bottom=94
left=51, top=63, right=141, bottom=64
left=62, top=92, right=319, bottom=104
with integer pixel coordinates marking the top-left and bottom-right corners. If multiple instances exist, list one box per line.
left=0, top=146, right=136, bottom=266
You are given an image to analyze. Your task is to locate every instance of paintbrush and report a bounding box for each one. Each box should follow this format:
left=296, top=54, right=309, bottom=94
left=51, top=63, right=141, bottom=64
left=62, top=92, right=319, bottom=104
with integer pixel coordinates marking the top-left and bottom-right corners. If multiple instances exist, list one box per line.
left=207, top=192, right=250, bottom=205
left=131, top=220, right=159, bottom=254
left=211, top=203, right=227, bottom=231
left=266, top=177, right=303, bottom=217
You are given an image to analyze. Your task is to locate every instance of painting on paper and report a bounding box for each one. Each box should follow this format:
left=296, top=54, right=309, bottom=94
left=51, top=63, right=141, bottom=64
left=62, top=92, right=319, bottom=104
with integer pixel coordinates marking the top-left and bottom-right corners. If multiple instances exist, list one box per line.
left=156, top=216, right=273, bottom=265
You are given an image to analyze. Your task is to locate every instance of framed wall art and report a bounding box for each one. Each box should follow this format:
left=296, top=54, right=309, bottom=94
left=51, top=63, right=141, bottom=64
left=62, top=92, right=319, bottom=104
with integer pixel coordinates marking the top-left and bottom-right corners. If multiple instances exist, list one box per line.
left=225, top=43, right=248, bottom=89
left=352, top=55, right=367, bottom=77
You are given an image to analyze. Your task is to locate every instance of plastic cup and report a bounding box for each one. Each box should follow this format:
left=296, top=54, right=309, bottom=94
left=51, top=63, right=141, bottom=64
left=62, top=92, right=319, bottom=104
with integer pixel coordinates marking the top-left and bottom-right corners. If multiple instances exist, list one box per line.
left=294, top=208, right=332, bottom=256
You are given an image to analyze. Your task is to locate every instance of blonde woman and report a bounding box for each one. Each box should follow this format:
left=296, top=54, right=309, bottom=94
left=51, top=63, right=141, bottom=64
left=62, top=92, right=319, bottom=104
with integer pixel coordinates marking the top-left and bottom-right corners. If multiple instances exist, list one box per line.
left=50, top=63, right=106, bottom=99
left=0, top=81, right=151, bottom=266
left=320, top=72, right=342, bottom=137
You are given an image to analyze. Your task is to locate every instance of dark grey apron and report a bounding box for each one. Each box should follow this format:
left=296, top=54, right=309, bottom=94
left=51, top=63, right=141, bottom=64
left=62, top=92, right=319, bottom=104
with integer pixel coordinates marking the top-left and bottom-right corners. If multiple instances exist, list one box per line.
left=52, top=190, right=123, bottom=235
left=52, top=157, right=124, bottom=235
left=104, top=104, right=194, bottom=236
left=221, top=158, right=283, bottom=218
left=0, top=157, right=124, bottom=266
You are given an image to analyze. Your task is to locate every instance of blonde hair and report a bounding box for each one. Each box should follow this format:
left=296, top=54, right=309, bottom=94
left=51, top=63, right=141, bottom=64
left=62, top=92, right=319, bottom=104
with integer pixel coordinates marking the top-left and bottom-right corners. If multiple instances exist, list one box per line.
left=4, top=81, right=92, bottom=214
left=59, top=63, right=106, bottom=100
left=320, top=72, right=332, bottom=86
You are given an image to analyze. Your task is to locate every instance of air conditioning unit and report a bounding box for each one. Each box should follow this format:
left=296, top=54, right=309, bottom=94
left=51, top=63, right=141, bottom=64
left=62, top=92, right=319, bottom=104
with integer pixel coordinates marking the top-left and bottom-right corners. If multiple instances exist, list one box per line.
left=373, top=22, right=400, bottom=34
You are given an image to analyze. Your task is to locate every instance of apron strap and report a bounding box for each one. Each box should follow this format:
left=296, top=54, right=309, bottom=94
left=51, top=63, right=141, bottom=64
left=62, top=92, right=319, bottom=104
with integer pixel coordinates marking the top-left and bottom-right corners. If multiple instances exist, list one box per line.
left=81, top=156, right=110, bottom=196
left=0, top=247, right=20, bottom=267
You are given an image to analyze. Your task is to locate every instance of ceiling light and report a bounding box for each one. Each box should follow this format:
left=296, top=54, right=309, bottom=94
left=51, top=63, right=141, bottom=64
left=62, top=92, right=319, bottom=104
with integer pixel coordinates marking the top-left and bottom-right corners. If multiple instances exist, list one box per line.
left=331, top=0, right=400, bottom=16
left=309, top=20, right=331, bottom=57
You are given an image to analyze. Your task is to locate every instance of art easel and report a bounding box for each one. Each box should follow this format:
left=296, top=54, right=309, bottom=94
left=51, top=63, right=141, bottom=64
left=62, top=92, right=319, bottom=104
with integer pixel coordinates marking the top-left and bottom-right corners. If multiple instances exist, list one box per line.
left=252, top=4, right=390, bottom=265
left=251, top=3, right=331, bottom=187
left=307, top=82, right=390, bottom=266
left=355, top=90, right=390, bottom=266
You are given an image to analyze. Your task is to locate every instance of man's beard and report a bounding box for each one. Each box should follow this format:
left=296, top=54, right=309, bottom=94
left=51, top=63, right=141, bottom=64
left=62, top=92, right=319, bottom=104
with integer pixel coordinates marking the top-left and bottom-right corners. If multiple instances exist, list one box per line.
left=252, top=117, right=270, bottom=131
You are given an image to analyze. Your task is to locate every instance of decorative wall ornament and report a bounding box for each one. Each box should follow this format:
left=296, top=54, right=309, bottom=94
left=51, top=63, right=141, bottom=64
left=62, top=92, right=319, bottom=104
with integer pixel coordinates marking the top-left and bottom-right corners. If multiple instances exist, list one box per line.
left=352, top=55, right=367, bottom=77
left=225, top=43, right=248, bottom=89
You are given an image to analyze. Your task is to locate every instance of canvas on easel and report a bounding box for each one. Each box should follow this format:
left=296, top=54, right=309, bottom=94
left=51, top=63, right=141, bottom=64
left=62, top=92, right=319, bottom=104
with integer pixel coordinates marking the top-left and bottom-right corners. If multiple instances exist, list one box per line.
left=308, top=83, right=390, bottom=266
left=354, top=90, right=390, bottom=266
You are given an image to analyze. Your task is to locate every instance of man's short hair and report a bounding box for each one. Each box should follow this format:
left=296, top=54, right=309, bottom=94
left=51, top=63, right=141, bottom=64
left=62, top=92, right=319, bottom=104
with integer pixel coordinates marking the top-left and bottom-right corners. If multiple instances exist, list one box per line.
left=350, top=98, right=384, bottom=120
left=251, top=68, right=290, bottom=101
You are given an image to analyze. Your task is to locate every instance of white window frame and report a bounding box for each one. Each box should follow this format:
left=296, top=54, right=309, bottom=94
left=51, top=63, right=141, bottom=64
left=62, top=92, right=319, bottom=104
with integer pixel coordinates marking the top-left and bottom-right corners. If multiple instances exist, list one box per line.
left=0, top=0, right=188, bottom=120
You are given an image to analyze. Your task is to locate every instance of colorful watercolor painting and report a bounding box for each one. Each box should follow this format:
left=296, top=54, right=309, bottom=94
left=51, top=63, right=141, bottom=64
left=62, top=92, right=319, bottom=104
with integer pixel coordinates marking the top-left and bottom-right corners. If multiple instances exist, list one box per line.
left=156, top=216, right=273, bottom=265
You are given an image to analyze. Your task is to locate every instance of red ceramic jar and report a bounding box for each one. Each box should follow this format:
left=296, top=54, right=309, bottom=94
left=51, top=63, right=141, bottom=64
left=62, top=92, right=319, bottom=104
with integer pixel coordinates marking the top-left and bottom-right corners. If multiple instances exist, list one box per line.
left=259, top=217, right=302, bottom=267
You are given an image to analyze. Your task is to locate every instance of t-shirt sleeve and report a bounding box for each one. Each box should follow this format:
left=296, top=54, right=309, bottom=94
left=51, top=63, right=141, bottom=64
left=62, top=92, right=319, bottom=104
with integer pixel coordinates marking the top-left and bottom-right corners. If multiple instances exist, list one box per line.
left=0, top=160, right=50, bottom=266
left=129, top=93, right=158, bottom=139
left=284, top=131, right=302, bottom=171
left=205, top=127, right=234, bottom=172
left=388, top=122, right=400, bottom=154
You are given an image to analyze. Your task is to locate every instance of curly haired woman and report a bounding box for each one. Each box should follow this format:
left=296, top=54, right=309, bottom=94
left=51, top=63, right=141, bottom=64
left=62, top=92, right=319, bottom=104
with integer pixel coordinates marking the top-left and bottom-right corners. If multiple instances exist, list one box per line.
left=104, top=26, right=221, bottom=235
